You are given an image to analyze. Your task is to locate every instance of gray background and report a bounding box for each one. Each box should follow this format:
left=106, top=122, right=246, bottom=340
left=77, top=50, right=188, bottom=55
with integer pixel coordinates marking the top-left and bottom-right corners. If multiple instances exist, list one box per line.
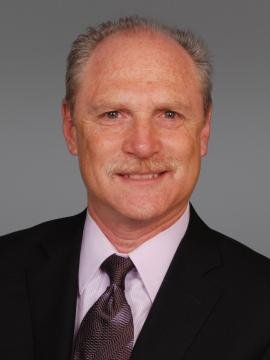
left=0, top=0, right=269, bottom=257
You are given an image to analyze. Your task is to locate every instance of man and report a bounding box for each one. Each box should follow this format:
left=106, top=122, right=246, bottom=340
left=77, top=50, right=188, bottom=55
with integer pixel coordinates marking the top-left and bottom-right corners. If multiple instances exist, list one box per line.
left=1, top=15, right=270, bottom=360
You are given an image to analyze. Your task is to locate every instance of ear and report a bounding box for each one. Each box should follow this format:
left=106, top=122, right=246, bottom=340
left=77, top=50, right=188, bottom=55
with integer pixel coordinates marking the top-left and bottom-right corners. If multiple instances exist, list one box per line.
left=200, top=106, right=212, bottom=157
left=61, top=100, right=78, bottom=155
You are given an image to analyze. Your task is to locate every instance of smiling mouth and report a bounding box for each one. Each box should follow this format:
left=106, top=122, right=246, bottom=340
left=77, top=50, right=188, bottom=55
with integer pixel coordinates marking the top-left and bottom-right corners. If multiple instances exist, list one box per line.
left=117, top=171, right=167, bottom=180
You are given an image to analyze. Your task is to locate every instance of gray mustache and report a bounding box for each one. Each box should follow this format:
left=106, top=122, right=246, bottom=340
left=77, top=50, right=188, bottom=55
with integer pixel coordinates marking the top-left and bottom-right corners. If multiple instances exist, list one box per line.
left=106, top=159, right=179, bottom=176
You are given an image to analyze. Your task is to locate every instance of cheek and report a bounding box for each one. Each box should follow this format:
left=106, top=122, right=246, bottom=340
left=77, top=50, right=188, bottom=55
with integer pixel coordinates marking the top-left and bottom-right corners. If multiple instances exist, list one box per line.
left=169, top=129, right=199, bottom=162
left=76, top=127, right=121, bottom=182
left=75, top=127, right=99, bottom=184
left=168, top=130, right=201, bottom=181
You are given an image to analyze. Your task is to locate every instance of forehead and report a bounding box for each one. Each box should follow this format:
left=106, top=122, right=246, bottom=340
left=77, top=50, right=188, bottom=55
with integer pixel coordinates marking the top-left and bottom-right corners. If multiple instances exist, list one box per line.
left=75, top=30, right=203, bottom=110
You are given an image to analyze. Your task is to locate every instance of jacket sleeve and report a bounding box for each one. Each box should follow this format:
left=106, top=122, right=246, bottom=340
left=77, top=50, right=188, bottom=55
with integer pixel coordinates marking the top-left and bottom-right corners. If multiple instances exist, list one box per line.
left=261, top=344, right=270, bottom=360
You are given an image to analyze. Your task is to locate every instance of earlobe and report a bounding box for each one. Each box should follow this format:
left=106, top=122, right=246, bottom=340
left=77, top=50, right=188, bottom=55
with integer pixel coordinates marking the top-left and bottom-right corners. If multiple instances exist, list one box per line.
left=200, top=107, right=212, bottom=157
left=61, top=100, right=78, bottom=156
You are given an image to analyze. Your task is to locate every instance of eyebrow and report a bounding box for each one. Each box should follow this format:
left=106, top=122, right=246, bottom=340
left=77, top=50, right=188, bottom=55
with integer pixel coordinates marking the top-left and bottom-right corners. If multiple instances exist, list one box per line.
left=155, top=101, right=191, bottom=111
left=87, top=102, right=129, bottom=114
left=87, top=99, right=192, bottom=114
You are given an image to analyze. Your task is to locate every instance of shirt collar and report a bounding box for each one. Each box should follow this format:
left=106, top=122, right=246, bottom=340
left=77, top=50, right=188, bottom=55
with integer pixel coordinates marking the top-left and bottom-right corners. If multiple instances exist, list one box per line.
left=78, top=204, right=190, bottom=301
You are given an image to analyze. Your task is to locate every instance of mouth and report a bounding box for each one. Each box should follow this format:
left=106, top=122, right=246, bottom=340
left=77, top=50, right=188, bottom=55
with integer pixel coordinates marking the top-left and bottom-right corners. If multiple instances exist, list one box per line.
left=116, top=171, right=168, bottom=182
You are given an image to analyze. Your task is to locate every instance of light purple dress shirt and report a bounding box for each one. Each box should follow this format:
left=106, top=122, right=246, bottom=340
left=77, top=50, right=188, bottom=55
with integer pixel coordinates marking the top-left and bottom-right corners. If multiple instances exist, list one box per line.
left=74, top=203, right=190, bottom=344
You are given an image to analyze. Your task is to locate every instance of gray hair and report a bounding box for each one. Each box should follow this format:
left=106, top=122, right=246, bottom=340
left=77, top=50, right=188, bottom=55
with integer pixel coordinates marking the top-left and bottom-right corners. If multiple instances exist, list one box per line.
left=65, top=15, right=213, bottom=114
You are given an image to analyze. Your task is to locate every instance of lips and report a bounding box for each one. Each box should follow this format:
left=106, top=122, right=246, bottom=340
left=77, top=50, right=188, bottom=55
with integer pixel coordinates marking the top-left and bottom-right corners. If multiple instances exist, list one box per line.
left=117, top=171, right=167, bottom=180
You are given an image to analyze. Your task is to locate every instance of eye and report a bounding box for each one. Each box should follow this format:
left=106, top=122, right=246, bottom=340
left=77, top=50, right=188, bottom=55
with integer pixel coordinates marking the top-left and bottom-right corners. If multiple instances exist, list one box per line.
left=105, top=111, right=119, bottom=119
left=164, top=110, right=177, bottom=119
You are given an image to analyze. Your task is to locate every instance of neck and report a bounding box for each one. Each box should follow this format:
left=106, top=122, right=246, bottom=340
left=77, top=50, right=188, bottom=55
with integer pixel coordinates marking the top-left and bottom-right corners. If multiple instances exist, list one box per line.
left=88, top=203, right=189, bottom=253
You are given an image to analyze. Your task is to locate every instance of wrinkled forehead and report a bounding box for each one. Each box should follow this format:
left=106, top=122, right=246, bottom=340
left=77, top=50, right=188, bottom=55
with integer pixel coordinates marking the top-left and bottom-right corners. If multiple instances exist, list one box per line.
left=80, top=30, right=201, bottom=89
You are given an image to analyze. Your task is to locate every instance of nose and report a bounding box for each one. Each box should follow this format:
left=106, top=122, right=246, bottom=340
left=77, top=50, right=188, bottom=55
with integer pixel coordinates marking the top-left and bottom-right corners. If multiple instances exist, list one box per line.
left=121, top=115, right=162, bottom=159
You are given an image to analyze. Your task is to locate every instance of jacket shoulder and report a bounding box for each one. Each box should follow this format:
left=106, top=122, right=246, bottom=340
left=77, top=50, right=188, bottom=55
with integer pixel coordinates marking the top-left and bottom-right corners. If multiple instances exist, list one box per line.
left=212, top=227, right=270, bottom=268
left=0, top=210, right=86, bottom=264
left=191, top=206, right=270, bottom=274
left=208, top=226, right=270, bottom=291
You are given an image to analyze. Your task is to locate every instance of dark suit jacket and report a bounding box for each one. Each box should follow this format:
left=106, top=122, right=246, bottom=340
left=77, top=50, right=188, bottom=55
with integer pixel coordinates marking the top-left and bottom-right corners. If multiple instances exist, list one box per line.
left=1, top=205, right=270, bottom=360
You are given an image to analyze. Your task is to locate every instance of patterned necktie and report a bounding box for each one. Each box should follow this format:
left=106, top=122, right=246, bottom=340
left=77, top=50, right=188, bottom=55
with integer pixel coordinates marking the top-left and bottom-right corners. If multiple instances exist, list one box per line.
left=72, top=254, right=135, bottom=360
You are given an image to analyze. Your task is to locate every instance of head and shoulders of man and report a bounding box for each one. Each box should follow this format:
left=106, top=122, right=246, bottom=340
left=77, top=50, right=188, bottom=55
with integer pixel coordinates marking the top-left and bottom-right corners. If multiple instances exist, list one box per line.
left=1, top=15, right=270, bottom=283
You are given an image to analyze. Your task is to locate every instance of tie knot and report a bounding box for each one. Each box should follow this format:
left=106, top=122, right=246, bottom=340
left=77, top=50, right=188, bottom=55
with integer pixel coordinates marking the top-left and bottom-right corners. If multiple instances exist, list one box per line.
left=101, top=254, right=134, bottom=289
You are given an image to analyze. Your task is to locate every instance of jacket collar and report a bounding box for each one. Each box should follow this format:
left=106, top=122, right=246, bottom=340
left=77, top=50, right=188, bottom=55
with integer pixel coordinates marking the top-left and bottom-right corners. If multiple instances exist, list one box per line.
left=131, top=205, right=223, bottom=359
left=26, top=210, right=86, bottom=360
left=26, top=205, right=223, bottom=360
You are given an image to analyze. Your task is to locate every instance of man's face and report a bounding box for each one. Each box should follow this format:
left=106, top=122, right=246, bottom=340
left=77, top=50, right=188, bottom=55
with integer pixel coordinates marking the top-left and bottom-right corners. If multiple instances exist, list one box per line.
left=62, top=31, right=211, bottom=225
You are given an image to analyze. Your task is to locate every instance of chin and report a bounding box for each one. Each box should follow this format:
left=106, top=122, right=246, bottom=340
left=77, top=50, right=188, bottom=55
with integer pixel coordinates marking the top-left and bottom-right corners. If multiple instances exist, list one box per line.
left=115, top=201, right=172, bottom=223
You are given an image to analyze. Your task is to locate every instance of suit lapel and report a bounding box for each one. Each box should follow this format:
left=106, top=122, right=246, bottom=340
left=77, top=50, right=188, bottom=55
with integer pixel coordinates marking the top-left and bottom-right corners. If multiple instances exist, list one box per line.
left=26, top=210, right=86, bottom=360
left=131, top=206, right=224, bottom=360
left=25, top=206, right=223, bottom=360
